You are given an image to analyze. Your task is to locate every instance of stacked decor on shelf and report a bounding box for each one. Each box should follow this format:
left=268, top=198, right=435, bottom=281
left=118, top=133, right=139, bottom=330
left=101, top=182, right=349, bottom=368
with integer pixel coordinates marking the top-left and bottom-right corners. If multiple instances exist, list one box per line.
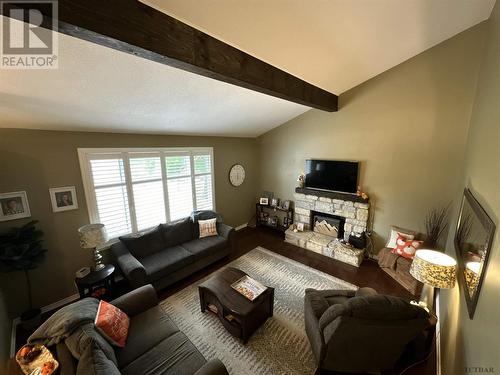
left=256, top=195, right=294, bottom=232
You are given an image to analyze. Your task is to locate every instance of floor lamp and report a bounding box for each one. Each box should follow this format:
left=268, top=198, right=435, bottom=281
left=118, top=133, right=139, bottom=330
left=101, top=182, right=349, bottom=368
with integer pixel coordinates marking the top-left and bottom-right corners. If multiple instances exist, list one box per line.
left=410, top=249, right=457, bottom=311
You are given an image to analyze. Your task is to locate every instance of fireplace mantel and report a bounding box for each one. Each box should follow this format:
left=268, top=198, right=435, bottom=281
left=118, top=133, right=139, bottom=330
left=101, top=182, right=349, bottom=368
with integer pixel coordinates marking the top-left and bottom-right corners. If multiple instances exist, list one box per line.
left=293, top=187, right=370, bottom=239
left=295, top=187, right=368, bottom=203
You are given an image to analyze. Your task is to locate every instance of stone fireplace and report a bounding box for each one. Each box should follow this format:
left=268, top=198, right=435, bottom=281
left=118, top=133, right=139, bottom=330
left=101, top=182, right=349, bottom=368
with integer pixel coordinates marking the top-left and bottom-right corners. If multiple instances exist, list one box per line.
left=285, top=187, right=370, bottom=267
left=293, top=189, right=369, bottom=241
left=311, top=211, right=345, bottom=239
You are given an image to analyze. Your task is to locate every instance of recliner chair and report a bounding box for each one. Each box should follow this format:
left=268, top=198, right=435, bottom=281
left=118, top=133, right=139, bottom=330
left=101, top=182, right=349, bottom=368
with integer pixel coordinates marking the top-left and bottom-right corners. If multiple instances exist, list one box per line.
left=304, top=287, right=435, bottom=373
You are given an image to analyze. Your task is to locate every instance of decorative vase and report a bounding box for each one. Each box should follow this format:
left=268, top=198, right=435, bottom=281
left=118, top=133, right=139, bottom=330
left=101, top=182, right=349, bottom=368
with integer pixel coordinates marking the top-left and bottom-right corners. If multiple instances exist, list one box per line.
left=298, top=180, right=304, bottom=188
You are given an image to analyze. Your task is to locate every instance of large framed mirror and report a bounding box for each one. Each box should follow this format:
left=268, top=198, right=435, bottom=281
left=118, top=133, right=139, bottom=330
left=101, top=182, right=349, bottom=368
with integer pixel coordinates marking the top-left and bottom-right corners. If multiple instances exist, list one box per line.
left=454, top=188, right=496, bottom=319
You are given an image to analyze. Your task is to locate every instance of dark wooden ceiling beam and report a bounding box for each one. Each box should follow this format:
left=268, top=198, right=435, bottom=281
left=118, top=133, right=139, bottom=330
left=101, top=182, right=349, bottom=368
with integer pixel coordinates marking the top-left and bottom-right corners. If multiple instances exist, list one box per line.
left=2, top=0, right=338, bottom=111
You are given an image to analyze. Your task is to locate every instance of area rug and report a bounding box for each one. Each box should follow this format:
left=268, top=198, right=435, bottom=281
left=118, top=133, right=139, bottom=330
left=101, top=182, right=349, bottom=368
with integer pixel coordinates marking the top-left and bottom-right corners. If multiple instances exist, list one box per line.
left=159, top=247, right=357, bottom=375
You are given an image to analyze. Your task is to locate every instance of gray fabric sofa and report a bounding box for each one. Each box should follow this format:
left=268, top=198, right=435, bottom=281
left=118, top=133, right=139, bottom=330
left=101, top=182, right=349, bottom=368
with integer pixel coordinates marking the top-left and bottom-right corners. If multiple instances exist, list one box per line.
left=304, top=287, right=435, bottom=373
left=37, top=285, right=228, bottom=375
left=112, top=211, right=234, bottom=290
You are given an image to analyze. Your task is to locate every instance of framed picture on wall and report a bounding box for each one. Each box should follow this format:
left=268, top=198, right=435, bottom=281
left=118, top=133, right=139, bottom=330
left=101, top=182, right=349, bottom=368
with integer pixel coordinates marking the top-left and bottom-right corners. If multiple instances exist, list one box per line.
left=0, top=191, right=31, bottom=222
left=49, top=186, right=79, bottom=212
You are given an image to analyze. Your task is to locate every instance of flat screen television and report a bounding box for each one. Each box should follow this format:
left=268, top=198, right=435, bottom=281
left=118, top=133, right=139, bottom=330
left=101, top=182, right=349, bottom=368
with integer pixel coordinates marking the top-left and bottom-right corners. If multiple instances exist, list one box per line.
left=305, top=159, right=359, bottom=194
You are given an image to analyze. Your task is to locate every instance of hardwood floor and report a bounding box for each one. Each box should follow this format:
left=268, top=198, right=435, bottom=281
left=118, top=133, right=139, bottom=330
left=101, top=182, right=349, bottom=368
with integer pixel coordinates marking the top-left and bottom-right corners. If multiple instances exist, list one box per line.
left=157, top=226, right=436, bottom=375
left=158, top=226, right=415, bottom=300
left=14, top=226, right=436, bottom=375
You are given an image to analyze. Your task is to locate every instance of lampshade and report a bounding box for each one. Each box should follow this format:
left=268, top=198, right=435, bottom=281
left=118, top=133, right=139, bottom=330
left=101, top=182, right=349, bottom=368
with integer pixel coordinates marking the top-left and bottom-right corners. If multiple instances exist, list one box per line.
left=465, top=261, right=481, bottom=295
left=78, top=224, right=107, bottom=249
left=410, top=249, right=457, bottom=289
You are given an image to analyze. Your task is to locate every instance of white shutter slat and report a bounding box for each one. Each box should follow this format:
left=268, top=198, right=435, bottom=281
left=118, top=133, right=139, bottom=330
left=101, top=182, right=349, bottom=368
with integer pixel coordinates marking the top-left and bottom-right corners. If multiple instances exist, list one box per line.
left=129, top=156, right=166, bottom=230
left=130, top=156, right=162, bottom=182
left=133, top=180, right=166, bottom=230
left=90, top=159, right=126, bottom=187
left=165, top=155, right=191, bottom=178
left=94, top=185, right=132, bottom=238
left=194, top=154, right=212, bottom=175
left=195, top=174, right=213, bottom=211
left=167, top=176, right=193, bottom=221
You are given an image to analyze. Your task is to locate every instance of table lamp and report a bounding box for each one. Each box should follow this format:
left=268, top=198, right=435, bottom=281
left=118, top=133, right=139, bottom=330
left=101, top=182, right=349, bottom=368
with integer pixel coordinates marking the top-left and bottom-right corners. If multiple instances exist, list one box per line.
left=78, top=223, right=107, bottom=271
left=410, top=249, right=457, bottom=311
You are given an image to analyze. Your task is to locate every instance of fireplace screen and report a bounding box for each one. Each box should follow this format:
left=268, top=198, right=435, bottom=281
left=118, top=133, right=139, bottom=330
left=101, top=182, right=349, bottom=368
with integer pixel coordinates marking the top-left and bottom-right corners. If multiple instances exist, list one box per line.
left=313, top=213, right=344, bottom=238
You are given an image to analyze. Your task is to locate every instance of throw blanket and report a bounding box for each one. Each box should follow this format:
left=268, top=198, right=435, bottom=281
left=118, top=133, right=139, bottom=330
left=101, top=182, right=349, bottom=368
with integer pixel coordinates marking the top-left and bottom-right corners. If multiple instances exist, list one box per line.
left=378, top=248, right=399, bottom=270
left=29, top=298, right=99, bottom=347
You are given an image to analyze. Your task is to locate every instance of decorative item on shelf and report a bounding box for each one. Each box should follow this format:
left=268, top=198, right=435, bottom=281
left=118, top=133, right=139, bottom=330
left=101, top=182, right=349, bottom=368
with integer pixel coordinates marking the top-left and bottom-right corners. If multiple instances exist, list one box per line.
left=262, top=191, right=274, bottom=199
left=0, top=220, right=47, bottom=330
left=410, top=249, right=457, bottom=311
left=75, top=267, right=91, bottom=278
left=423, top=204, right=451, bottom=248
left=78, top=223, right=107, bottom=271
left=297, top=173, right=305, bottom=188
left=229, top=164, right=246, bottom=187
left=270, top=197, right=280, bottom=208
left=0, top=190, right=31, bottom=222
left=297, top=223, right=304, bottom=232
left=267, top=216, right=278, bottom=227
left=355, top=186, right=369, bottom=200
left=281, top=200, right=291, bottom=210
left=283, top=217, right=292, bottom=228
left=49, top=186, right=78, bottom=212
left=259, top=197, right=269, bottom=205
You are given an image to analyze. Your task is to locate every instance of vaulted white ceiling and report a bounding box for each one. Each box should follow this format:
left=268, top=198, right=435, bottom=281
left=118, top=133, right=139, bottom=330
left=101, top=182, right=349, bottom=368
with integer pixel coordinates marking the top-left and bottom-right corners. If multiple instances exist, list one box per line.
left=144, top=0, right=496, bottom=94
left=0, top=0, right=496, bottom=137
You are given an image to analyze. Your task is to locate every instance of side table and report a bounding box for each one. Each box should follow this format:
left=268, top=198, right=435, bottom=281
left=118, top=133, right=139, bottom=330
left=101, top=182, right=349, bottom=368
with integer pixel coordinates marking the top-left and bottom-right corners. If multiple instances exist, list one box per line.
left=74, top=264, right=115, bottom=300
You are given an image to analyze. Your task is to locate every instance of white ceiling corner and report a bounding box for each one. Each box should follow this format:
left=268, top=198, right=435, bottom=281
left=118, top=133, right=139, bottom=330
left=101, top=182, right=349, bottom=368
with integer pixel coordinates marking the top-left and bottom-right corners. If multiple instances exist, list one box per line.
left=0, top=0, right=495, bottom=137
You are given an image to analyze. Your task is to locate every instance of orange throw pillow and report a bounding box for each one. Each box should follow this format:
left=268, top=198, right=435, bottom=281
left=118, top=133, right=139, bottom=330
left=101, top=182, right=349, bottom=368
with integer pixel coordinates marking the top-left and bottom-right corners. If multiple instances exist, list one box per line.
left=94, top=300, right=130, bottom=347
left=391, top=235, right=423, bottom=259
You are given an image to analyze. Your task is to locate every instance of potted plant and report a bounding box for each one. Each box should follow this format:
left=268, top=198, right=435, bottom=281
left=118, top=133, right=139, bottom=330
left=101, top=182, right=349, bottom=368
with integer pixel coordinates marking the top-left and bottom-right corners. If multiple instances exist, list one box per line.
left=0, top=220, right=47, bottom=330
left=423, top=205, right=451, bottom=249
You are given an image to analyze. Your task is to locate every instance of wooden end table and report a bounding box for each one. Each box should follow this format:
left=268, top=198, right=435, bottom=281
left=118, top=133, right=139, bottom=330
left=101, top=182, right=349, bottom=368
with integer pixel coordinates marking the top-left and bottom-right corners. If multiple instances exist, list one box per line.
left=74, top=264, right=115, bottom=300
left=198, top=267, right=274, bottom=343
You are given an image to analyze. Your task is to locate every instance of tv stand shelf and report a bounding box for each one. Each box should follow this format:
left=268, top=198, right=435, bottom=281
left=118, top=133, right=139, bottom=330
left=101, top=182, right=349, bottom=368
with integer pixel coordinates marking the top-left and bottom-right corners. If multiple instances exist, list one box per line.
left=295, top=187, right=368, bottom=203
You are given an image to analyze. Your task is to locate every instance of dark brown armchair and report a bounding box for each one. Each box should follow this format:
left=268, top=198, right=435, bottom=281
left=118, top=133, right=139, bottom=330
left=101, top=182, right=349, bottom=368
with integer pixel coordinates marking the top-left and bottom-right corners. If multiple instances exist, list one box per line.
left=304, top=287, right=435, bottom=373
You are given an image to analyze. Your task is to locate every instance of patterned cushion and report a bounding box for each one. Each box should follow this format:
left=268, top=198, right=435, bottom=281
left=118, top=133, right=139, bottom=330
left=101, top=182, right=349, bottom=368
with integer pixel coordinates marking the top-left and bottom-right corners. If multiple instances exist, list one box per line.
left=198, top=218, right=218, bottom=238
left=95, top=300, right=130, bottom=347
left=391, top=235, right=423, bottom=259
left=386, top=226, right=416, bottom=248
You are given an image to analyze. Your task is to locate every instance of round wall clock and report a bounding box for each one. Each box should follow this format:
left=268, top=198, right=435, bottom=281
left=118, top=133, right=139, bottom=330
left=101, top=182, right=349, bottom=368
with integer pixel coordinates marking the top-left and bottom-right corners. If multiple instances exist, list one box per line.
left=229, top=164, right=246, bottom=187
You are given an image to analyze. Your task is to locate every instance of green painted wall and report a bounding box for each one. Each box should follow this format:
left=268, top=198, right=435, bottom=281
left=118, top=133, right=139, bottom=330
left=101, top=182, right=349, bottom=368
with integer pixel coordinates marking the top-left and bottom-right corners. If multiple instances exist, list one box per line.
left=440, top=2, right=500, bottom=373
left=257, top=24, right=486, bottom=251
left=0, top=129, right=258, bottom=317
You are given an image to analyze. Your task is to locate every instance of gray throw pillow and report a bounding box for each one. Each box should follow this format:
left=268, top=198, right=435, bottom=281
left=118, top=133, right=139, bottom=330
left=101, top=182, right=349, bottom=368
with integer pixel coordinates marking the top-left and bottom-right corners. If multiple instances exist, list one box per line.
left=119, top=225, right=166, bottom=258
left=161, top=217, right=194, bottom=247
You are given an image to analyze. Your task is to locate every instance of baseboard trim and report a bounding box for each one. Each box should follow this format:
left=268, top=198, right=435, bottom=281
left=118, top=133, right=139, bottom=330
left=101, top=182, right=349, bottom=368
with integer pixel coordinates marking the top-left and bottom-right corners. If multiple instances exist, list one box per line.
left=235, top=223, right=248, bottom=231
left=10, top=293, right=79, bottom=356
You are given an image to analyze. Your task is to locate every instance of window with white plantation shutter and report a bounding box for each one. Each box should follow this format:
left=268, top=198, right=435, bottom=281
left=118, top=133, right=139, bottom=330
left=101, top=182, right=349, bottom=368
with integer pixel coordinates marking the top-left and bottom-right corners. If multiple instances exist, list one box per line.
left=129, top=155, right=166, bottom=231
left=88, top=157, right=132, bottom=238
left=165, top=155, right=194, bottom=221
left=193, top=154, right=213, bottom=211
left=78, top=148, right=215, bottom=239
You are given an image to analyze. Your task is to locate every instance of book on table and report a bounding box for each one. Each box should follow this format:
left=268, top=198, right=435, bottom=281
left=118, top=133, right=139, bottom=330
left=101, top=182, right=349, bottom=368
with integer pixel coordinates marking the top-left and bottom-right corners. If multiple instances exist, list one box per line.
left=231, top=275, right=267, bottom=301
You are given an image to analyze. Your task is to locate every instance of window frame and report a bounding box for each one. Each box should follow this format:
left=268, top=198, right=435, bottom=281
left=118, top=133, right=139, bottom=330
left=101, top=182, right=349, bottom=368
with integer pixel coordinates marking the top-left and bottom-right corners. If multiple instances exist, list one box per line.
left=78, top=147, right=216, bottom=238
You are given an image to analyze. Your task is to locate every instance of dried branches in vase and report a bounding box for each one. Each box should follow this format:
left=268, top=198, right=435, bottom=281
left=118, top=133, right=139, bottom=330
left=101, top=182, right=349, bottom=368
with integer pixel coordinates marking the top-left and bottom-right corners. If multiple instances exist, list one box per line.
left=424, top=204, right=451, bottom=249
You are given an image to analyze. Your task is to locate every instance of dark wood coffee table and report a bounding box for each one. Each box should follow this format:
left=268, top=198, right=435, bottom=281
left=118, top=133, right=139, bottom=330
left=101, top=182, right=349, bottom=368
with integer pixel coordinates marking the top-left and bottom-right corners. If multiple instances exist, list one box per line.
left=198, top=267, right=274, bottom=343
